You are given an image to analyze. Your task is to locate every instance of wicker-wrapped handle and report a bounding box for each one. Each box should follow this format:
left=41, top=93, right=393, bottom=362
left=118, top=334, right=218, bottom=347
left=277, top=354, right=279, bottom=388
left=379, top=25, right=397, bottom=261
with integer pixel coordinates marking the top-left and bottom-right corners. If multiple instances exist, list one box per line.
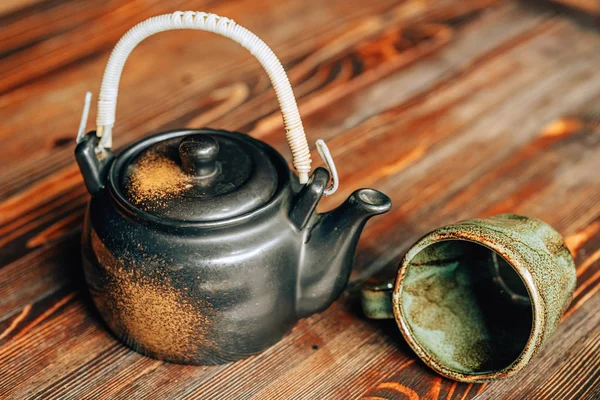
left=95, top=11, right=313, bottom=183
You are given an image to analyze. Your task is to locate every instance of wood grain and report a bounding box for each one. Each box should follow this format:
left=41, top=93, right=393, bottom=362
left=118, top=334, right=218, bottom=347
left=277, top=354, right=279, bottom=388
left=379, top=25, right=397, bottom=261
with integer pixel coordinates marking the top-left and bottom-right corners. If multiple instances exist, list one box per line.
left=1, top=0, right=599, bottom=399
left=544, top=0, right=600, bottom=16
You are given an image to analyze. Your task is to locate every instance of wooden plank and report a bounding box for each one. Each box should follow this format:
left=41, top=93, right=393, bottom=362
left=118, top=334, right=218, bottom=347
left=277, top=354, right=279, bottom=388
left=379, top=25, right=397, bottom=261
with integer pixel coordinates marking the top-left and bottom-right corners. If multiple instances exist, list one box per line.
left=0, top=0, right=599, bottom=398
left=0, top=0, right=415, bottom=198
left=546, top=0, right=600, bottom=16
left=0, top=0, right=45, bottom=17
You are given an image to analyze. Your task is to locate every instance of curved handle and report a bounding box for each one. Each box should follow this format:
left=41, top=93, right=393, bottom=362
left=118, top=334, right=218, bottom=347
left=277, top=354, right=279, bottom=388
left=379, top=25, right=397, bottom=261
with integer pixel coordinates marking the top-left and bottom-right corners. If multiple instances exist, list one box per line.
left=360, top=280, right=395, bottom=320
left=95, top=12, right=312, bottom=183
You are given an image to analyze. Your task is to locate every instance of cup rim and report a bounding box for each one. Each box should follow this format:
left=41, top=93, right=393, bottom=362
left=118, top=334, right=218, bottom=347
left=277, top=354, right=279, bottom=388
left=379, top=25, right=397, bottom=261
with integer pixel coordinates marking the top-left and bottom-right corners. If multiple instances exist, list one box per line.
left=392, top=227, right=545, bottom=382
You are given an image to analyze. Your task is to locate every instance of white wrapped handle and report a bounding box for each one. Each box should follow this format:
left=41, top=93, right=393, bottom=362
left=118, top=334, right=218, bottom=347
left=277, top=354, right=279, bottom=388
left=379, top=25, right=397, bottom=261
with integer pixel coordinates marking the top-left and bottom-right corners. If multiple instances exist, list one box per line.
left=94, top=11, right=322, bottom=184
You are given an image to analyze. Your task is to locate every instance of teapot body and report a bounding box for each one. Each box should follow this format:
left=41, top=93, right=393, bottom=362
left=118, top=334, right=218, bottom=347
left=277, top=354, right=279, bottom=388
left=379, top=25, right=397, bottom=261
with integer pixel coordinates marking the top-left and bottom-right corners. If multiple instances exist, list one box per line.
left=76, top=12, right=392, bottom=365
left=81, top=132, right=303, bottom=364
left=78, top=128, right=392, bottom=365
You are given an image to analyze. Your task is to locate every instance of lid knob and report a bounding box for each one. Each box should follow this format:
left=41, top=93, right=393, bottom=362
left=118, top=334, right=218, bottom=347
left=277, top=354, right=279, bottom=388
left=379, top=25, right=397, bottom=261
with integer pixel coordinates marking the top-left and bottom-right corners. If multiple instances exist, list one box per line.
left=179, top=134, right=220, bottom=178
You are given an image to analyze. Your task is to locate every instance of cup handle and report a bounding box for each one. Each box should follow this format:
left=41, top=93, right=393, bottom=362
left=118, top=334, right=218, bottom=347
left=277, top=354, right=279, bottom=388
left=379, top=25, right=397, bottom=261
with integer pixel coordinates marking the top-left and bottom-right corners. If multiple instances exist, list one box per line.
left=360, top=280, right=395, bottom=320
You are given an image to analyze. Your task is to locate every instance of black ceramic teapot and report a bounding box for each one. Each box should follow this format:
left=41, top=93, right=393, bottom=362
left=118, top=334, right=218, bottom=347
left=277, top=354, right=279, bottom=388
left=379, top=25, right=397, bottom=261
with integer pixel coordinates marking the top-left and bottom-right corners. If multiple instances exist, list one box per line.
left=75, top=11, right=391, bottom=364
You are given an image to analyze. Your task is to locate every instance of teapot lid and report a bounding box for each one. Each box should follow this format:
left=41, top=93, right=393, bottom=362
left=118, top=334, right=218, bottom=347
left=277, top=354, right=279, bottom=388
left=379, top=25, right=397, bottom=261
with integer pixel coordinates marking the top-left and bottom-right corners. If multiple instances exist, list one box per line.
left=118, top=129, right=280, bottom=222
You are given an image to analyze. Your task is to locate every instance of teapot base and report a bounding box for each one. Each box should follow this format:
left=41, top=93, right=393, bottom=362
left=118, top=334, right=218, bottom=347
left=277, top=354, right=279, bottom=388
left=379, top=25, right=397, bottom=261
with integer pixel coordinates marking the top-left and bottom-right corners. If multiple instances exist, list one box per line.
left=108, top=323, right=289, bottom=366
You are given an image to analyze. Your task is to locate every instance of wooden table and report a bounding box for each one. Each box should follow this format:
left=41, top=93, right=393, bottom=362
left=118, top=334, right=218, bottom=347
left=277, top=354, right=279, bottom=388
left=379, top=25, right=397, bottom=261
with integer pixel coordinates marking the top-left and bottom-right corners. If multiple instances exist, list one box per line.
left=1, top=0, right=599, bottom=398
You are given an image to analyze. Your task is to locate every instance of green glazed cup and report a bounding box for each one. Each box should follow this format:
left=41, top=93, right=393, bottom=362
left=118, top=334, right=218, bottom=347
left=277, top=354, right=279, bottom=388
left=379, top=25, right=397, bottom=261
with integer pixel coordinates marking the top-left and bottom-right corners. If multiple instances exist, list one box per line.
left=361, top=214, right=576, bottom=382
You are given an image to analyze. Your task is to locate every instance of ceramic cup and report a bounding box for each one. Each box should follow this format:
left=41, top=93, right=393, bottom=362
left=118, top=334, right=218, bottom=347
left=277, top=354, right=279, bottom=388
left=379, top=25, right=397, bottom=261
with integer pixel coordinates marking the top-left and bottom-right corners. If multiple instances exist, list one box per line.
left=361, top=214, right=576, bottom=382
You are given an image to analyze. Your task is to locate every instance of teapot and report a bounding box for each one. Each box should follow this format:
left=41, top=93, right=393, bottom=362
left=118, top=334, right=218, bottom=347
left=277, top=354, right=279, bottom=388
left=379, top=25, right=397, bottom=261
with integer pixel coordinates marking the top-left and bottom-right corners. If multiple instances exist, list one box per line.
left=75, top=11, right=391, bottom=365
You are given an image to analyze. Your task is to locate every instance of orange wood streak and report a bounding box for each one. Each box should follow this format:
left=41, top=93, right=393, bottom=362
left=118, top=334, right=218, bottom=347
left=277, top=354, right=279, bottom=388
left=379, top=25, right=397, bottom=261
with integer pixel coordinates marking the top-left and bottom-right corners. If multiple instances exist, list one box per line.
left=575, top=248, right=600, bottom=278
left=186, top=83, right=251, bottom=128
left=440, top=115, right=583, bottom=216
left=342, top=141, right=430, bottom=190
left=9, top=292, right=76, bottom=342
left=446, top=382, right=457, bottom=400
left=458, top=384, right=472, bottom=400
left=361, top=359, right=416, bottom=399
left=539, top=117, right=583, bottom=138
left=251, top=22, right=453, bottom=139
left=562, top=283, right=600, bottom=320
left=26, top=211, right=83, bottom=248
left=0, top=0, right=44, bottom=16
left=376, top=382, right=420, bottom=400
left=219, top=1, right=497, bottom=145
left=565, top=219, right=600, bottom=256
left=422, top=377, right=442, bottom=400
left=475, top=383, right=487, bottom=394
left=573, top=269, right=600, bottom=299
left=482, top=180, right=547, bottom=216
left=0, top=0, right=194, bottom=94
left=0, top=194, right=87, bottom=248
left=561, top=268, right=600, bottom=320
left=0, top=187, right=85, bottom=237
left=346, top=20, right=556, bottom=230
left=0, top=165, right=82, bottom=226
left=0, top=304, right=32, bottom=341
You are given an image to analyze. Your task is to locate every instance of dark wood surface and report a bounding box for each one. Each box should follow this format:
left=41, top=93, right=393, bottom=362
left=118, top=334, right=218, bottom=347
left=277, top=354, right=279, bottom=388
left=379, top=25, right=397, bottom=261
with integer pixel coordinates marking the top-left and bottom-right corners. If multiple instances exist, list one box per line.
left=545, top=0, right=600, bottom=16
left=1, top=0, right=599, bottom=398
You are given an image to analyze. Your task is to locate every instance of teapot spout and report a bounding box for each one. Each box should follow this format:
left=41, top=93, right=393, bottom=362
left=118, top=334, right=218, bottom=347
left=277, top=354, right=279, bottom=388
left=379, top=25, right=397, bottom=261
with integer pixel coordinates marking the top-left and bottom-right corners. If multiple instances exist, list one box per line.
left=296, top=188, right=391, bottom=318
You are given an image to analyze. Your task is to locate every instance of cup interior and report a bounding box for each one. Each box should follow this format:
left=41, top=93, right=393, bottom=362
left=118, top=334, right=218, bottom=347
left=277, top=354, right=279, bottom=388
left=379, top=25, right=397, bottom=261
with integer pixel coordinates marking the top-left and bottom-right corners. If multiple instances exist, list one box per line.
left=398, top=239, right=533, bottom=375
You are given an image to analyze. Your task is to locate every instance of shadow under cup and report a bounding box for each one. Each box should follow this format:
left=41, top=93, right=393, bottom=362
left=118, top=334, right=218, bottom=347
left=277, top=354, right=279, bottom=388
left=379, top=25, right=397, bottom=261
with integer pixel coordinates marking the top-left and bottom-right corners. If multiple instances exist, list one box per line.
left=398, top=240, right=533, bottom=375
